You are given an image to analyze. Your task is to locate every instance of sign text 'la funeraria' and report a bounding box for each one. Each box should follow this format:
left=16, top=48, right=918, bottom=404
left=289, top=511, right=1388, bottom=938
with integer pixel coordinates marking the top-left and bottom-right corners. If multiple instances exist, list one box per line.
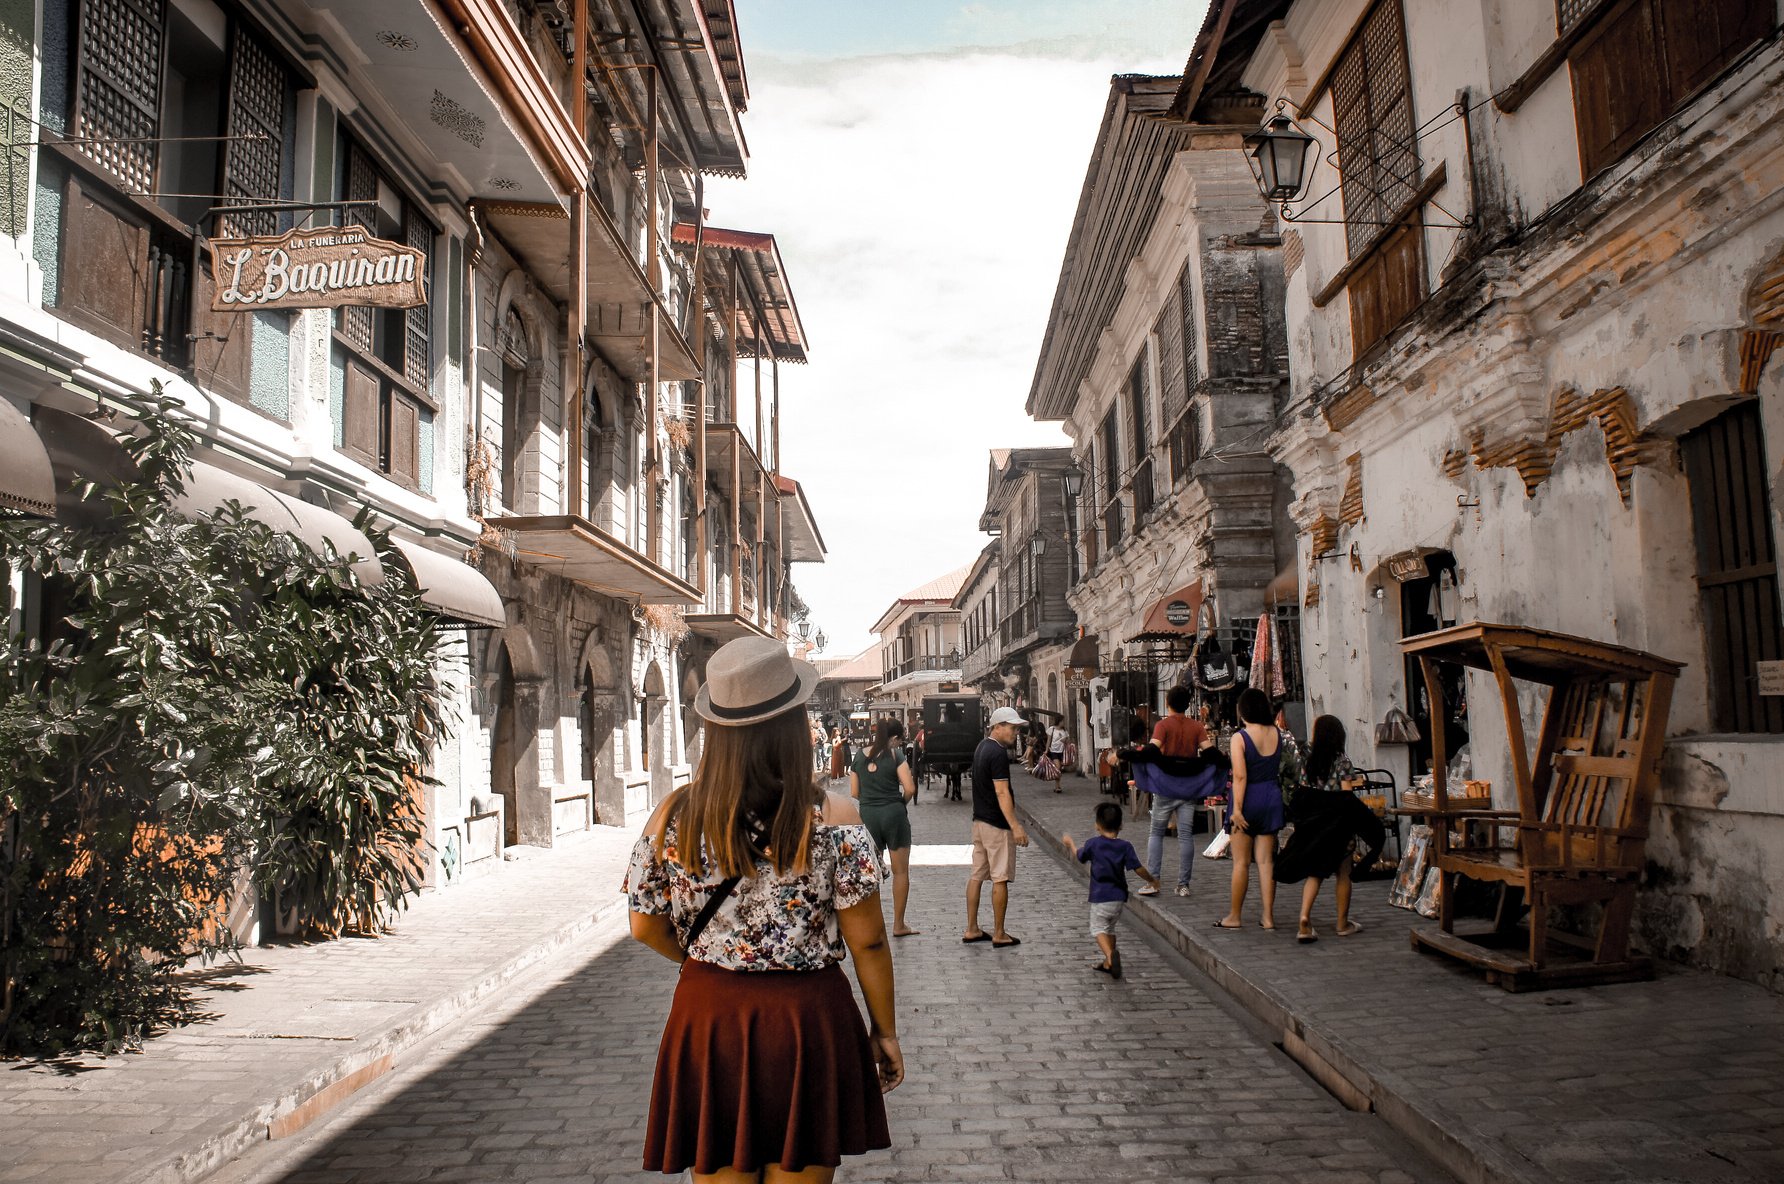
left=209, top=224, right=427, bottom=312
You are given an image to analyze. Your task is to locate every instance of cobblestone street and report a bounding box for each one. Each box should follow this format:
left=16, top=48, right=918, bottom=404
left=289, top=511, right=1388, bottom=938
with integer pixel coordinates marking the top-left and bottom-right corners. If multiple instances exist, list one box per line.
left=209, top=789, right=1440, bottom=1184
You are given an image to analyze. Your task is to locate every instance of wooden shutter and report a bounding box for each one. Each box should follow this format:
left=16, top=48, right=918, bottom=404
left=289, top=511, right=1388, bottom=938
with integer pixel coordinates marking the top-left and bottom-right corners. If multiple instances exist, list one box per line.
left=1155, top=286, right=1186, bottom=429
left=1348, top=222, right=1422, bottom=355
left=388, top=395, right=420, bottom=487
left=1681, top=402, right=1784, bottom=734
left=1126, top=354, right=1150, bottom=464
left=1568, top=0, right=1767, bottom=178
left=1657, top=0, right=1770, bottom=100
left=219, top=24, right=286, bottom=238
left=59, top=174, right=149, bottom=349
left=72, top=0, right=165, bottom=193
left=342, top=359, right=382, bottom=467
left=403, top=210, right=432, bottom=389
left=1569, top=0, right=1667, bottom=177
left=189, top=267, right=253, bottom=405
left=1180, top=263, right=1200, bottom=389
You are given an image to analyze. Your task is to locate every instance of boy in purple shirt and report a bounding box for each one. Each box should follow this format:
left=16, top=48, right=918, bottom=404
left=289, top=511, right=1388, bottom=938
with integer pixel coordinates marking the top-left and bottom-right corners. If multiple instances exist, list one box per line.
left=1061, top=802, right=1158, bottom=979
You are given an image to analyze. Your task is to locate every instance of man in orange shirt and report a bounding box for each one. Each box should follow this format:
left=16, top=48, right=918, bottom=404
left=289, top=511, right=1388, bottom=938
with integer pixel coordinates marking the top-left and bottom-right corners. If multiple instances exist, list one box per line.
left=1143, top=686, right=1211, bottom=895
left=1153, top=685, right=1207, bottom=756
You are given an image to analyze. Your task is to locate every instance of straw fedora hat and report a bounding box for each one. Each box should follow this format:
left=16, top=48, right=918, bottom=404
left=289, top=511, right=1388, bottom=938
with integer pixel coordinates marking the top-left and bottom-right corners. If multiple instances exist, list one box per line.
left=693, top=636, right=820, bottom=727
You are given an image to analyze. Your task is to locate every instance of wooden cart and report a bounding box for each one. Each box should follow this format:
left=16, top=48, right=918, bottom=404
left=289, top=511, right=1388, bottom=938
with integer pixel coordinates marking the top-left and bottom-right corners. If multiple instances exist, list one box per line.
left=1399, top=623, right=1681, bottom=990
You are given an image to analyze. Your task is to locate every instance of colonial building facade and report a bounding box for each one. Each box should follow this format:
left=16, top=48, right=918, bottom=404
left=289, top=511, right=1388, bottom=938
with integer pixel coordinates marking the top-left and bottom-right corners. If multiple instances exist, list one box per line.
left=0, top=0, right=821, bottom=909
left=1187, top=0, right=1784, bottom=988
left=1025, top=75, right=1295, bottom=769
left=872, top=567, right=967, bottom=715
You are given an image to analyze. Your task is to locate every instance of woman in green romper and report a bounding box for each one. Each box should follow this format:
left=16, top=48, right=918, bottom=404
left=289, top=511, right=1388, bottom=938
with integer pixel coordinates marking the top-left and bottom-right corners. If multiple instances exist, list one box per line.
left=851, top=720, right=921, bottom=937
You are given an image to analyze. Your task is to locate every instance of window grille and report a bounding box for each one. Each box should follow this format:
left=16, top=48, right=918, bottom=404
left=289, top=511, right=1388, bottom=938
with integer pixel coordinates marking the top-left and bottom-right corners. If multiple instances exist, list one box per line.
left=219, top=24, right=285, bottom=237
left=1331, top=0, right=1419, bottom=257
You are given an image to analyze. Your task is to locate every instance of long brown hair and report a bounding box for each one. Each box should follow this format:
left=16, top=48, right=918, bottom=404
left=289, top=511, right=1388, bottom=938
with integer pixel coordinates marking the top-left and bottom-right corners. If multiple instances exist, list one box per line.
left=656, top=707, right=820, bottom=878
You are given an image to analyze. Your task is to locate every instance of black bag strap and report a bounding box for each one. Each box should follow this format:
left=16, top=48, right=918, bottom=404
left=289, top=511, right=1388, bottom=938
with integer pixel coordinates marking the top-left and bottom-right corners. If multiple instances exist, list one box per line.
left=680, top=815, right=771, bottom=956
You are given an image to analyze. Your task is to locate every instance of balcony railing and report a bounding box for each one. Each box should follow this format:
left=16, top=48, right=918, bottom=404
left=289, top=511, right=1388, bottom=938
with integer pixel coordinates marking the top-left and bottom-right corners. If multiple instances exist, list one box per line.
left=999, top=599, right=1038, bottom=645
left=882, top=654, right=958, bottom=682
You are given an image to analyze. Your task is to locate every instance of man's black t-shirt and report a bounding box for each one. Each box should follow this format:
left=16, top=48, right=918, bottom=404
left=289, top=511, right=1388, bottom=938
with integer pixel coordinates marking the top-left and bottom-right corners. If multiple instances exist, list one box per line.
left=971, top=737, right=1014, bottom=829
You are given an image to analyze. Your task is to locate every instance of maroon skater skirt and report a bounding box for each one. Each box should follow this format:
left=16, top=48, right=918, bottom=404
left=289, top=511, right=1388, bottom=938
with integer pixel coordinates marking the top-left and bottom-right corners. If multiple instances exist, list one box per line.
left=643, top=958, right=891, bottom=1175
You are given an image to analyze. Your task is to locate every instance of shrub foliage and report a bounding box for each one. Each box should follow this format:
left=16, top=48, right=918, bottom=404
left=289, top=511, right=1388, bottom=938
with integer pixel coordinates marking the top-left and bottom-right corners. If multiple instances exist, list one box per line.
left=0, top=392, right=443, bottom=1055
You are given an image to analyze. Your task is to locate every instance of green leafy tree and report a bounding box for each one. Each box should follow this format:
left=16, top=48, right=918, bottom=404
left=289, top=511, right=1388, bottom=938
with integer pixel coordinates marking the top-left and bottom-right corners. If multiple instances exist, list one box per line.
left=0, top=391, right=444, bottom=1055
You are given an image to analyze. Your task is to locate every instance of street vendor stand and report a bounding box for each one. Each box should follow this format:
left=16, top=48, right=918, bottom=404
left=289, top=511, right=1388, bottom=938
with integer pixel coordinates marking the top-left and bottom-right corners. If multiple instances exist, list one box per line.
left=1399, top=623, right=1681, bottom=990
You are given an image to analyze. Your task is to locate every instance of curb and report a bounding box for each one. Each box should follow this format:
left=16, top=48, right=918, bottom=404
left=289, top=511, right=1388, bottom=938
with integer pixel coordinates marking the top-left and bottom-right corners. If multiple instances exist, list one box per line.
left=1018, top=797, right=1538, bottom=1184
left=120, top=896, right=628, bottom=1184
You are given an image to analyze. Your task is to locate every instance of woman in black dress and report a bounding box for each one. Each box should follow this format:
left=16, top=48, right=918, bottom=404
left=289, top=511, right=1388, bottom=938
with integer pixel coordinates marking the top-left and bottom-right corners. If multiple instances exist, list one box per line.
left=1273, top=715, right=1385, bottom=943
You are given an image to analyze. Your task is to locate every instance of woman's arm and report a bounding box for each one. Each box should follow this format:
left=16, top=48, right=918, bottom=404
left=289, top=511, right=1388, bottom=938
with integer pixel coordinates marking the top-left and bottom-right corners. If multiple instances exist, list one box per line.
left=837, top=894, right=902, bottom=1091
left=629, top=911, right=684, bottom=963
left=1229, top=733, right=1250, bottom=830
left=897, top=760, right=917, bottom=802
left=848, top=769, right=861, bottom=799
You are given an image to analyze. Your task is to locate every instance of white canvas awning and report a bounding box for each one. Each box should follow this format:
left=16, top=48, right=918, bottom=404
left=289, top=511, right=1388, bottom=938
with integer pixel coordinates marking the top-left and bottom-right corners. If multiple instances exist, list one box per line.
left=389, top=537, right=506, bottom=629
left=0, top=400, right=56, bottom=516
left=175, top=462, right=385, bottom=586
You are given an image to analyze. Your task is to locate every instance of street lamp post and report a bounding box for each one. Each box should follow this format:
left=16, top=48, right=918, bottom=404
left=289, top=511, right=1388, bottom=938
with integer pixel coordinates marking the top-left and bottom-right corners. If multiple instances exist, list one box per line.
left=1243, top=114, right=1317, bottom=203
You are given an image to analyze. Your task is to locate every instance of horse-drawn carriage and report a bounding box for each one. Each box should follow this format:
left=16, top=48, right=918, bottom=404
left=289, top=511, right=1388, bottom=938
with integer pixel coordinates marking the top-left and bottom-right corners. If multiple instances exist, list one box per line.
left=918, top=693, right=984, bottom=799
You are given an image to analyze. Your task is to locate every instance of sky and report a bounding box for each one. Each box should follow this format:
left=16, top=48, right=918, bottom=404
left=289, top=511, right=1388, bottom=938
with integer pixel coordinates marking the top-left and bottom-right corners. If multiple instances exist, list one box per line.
left=708, top=2, right=1207, bottom=657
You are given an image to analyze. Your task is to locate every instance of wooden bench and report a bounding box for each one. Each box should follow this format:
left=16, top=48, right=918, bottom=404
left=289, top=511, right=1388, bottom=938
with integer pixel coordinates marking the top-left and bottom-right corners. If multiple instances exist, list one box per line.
left=1399, top=624, right=1681, bottom=990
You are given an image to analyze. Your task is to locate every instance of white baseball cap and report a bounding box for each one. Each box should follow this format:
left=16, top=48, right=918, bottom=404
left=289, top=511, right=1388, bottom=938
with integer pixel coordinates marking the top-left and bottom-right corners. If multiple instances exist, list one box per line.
left=988, top=706, right=1025, bottom=728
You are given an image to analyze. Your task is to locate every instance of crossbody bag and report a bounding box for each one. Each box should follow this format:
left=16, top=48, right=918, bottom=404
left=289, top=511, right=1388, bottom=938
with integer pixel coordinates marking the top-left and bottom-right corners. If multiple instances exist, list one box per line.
left=680, top=816, right=771, bottom=956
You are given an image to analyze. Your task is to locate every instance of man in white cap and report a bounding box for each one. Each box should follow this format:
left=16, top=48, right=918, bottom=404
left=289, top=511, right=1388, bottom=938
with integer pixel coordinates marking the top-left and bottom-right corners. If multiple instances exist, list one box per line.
left=963, top=706, right=1029, bottom=948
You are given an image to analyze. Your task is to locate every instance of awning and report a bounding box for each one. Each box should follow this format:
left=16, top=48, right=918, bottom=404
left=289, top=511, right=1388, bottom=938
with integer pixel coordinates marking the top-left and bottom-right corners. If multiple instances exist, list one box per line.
left=774, top=474, right=826, bottom=563
left=0, top=400, right=56, bottom=516
left=671, top=223, right=807, bottom=363
left=389, top=538, right=506, bottom=629
left=1066, top=633, right=1101, bottom=671
left=34, top=406, right=140, bottom=526
left=1127, top=580, right=1205, bottom=642
left=491, top=514, right=701, bottom=605
left=175, top=462, right=385, bottom=586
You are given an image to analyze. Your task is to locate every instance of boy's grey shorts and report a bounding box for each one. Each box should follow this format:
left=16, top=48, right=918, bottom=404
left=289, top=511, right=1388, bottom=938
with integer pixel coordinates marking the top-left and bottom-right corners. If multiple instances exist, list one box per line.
left=1089, top=900, right=1125, bottom=936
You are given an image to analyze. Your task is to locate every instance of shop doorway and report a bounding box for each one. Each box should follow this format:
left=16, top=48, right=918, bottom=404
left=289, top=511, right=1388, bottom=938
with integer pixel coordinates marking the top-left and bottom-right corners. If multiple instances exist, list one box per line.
left=642, top=662, right=669, bottom=805
left=1399, top=550, right=1466, bottom=780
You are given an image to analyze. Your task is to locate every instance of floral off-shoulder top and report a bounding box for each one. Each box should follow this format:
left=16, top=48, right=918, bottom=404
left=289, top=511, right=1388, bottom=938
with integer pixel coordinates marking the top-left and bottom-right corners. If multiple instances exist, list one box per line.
left=623, top=809, right=883, bottom=972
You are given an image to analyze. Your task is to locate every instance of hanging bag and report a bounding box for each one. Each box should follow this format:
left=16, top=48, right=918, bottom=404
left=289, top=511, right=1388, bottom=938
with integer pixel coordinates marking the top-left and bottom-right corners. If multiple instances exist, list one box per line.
left=680, top=816, right=771, bottom=956
left=1375, top=706, right=1422, bottom=746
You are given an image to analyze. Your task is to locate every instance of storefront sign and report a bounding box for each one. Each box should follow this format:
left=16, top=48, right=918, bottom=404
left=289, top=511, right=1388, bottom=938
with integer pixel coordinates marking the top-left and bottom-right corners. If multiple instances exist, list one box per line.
left=1385, top=550, right=1431, bottom=582
left=1164, top=599, right=1194, bottom=627
left=209, top=224, right=427, bottom=311
left=1758, top=660, right=1784, bottom=696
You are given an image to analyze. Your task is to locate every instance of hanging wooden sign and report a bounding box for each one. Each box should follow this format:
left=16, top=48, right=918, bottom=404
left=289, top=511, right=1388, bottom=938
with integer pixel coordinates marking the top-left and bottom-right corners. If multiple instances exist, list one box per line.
left=208, top=224, right=426, bottom=311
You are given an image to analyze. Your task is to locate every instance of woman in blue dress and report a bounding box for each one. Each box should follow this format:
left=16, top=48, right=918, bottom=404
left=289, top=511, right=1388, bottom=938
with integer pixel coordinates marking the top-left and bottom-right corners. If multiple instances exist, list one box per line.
left=1214, top=688, right=1287, bottom=931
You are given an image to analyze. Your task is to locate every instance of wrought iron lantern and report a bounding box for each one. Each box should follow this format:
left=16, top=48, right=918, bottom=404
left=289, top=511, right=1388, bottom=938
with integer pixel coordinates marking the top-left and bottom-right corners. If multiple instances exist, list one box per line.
left=1062, top=462, right=1086, bottom=502
left=1244, top=114, right=1317, bottom=203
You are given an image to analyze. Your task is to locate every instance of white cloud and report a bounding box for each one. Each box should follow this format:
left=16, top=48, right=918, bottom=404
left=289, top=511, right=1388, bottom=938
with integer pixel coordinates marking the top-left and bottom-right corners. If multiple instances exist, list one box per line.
left=709, top=48, right=1184, bottom=656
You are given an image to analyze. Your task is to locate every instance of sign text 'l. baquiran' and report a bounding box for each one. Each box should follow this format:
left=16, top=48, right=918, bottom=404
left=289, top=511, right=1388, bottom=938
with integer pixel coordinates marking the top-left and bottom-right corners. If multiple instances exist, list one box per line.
left=209, top=224, right=427, bottom=312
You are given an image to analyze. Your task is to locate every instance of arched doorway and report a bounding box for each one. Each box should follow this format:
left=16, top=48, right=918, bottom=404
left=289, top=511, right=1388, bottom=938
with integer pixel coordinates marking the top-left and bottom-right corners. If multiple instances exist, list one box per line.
left=579, top=639, right=620, bottom=824
left=489, top=640, right=518, bottom=845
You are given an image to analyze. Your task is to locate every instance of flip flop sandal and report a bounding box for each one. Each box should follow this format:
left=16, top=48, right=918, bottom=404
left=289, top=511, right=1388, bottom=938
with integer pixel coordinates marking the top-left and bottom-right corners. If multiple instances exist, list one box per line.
left=1211, top=920, right=1244, bottom=930
left=992, top=937, right=1022, bottom=948
left=1336, top=923, right=1364, bottom=937
left=1092, top=962, right=1114, bottom=975
left=892, top=930, right=921, bottom=938
left=1297, top=928, right=1318, bottom=944
left=1110, top=952, right=1122, bottom=979
left=962, top=933, right=992, bottom=944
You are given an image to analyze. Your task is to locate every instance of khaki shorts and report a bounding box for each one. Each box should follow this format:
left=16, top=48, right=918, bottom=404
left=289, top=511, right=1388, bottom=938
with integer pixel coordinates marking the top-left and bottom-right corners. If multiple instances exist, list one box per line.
left=969, top=821, right=1017, bottom=884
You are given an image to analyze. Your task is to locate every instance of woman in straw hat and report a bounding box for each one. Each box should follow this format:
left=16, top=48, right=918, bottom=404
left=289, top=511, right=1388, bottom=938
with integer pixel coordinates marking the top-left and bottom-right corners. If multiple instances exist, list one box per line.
left=624, top=637, right=901, bottom=1182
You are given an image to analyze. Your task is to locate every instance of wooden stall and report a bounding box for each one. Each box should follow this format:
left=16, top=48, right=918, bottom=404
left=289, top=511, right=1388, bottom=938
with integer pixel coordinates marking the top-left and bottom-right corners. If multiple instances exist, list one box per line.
left=1399, top=624, right=1681, bottom=990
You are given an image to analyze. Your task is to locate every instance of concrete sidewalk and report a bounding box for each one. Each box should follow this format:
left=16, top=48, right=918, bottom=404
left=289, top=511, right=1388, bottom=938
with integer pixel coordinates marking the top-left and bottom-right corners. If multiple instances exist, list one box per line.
left=0, top=824, right=640, bottom=1184
left=1016, top=769, right=1784, bottom=1184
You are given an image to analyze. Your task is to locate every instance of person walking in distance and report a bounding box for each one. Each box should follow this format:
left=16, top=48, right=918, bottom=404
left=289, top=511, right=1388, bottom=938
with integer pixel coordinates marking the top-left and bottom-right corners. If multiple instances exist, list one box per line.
left=1045, top=718, right=1069, bottom=793
left=1061, top=802, right=1158, bottom=979
left=1144, top=685, right=1211, bottom=897
left=963, top=706, right=1029, bottom=948
left=1214, top=688, right=1288, bottom=931
left=850, top=719, right=921, bottom=938
left=827, top=726, right=849, bottom=783
left=623, top=637, right=900, bottom=1182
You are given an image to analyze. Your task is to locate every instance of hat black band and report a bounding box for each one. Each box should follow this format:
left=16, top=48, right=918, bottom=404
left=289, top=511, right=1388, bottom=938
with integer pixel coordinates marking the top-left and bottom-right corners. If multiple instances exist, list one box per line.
left=708, top=673, right=803, bottom=721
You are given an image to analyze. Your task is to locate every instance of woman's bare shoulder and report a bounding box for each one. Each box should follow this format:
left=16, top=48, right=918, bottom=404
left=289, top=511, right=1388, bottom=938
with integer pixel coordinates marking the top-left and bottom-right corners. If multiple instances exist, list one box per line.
left=821, top=791, right=862, bottom=825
